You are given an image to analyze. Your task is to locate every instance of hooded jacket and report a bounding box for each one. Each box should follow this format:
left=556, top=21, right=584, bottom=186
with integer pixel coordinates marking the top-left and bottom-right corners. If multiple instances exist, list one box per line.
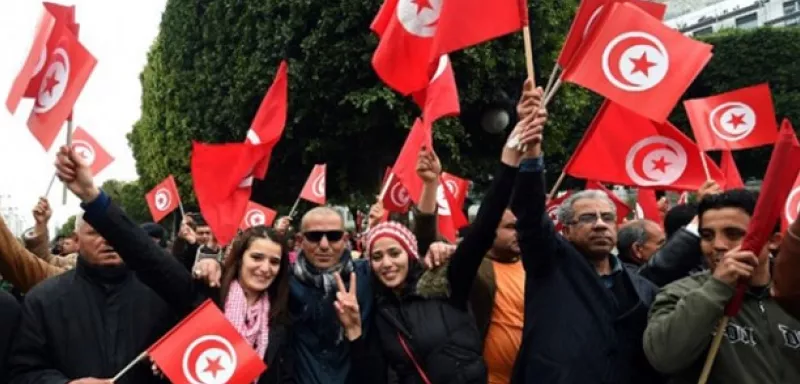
left=644, top=271, right=800, bottom=384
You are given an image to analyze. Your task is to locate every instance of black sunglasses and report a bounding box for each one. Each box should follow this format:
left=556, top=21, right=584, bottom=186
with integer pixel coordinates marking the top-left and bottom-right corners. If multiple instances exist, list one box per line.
left=303, top=230, right=345, bottom=243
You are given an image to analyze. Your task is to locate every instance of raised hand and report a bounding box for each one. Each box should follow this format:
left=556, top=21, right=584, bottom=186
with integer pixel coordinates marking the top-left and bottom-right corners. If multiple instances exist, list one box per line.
left=274, top=216, right=292, bottom=233
left=334, top=272, right=362, bottom=341
left=422, top=241, right=457, bottom=269
left=367, top=202, right=385, bottom=229
left=712, top=246, right=759, bottom=286
left=54, top=145, right=100, bottom=202
left=192, top=258, right=222, bottom=288
left=32, top=197, right=52, bottom=226
left=416, top=147, right=442, bottom=184
left=697, top=180, right=722, bottom=203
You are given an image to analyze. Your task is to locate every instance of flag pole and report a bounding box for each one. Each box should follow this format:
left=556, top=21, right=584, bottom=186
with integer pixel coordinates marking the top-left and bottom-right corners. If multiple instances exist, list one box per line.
left=697, top=317, right=730, bottom=384
left=44, top=173, right=57, bottom=197
left=377, top=173, right=394, bottom=201
left=287, top=196, right=302, bottom=218
left=542, top=65, right=561, bottom=102
left=548, top=171, right=567, bottom=201
left=112, top=350, right=149, bottom=382
left=62, top=119, right=73, bottom=205
left=699, top=148, right=712, bottom=181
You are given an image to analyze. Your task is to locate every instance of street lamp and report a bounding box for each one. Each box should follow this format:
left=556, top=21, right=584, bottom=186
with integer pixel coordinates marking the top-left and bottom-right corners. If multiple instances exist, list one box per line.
left=480, top=90, right=515, bottom=134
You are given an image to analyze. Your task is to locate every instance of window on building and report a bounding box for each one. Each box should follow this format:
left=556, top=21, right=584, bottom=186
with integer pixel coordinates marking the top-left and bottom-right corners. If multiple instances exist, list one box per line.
left=735, top=13, right=759, bottom=29
left=784, top=0, right=799, bottom=15
left=787, top=16, right=800, bottom=26
left=693, top=26, right=714, bottom=36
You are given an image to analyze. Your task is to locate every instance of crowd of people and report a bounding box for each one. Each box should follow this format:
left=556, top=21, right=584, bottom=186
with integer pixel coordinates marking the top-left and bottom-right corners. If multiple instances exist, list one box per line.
left=0, top=80, right=798, bottom=384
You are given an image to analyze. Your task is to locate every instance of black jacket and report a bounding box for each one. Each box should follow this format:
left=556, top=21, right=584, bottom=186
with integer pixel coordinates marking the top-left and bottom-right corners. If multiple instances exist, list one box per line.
left=369, top=163, right=518, bottom=384
left=8, top=257, right=176, bottom=383
left=0, top=290, right=20, bottom=382
left=510, top=168, right=662, bottom=384
left=638, top=227, right=704, bottom=287
left=81, top=194, right=293, bottom=383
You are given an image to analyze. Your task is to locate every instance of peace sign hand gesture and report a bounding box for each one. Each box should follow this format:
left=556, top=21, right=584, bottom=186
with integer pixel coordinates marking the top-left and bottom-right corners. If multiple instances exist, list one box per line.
left=334, top=272, right=362, bottom=341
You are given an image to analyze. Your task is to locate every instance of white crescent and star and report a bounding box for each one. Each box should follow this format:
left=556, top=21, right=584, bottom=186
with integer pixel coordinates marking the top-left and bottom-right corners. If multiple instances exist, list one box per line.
left=245, top=209, right=266, bottom=227
left=785, top=186, right=800, bottom=225
left=71, top=140, right=96, bottom=165
left=389, top=182, right=410, bottom=207
left=625, top=136, right=688, bottom=186
left=708, top=102, right=757, bottom=142
left=602, top=31, right=669, bottom=92
left=182, top=335, right=237, bottom=384
left=33, top=47, right=70, bottom=114
left=396, top=0, right=442, bottom=37
left=154, top=188, right=172, bottom=211
left=312, top=172, right=325, bottom=198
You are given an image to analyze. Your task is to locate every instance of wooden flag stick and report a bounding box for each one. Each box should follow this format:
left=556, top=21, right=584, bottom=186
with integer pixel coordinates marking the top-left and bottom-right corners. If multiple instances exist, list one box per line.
left=542, top=65, right=561, bottom=102
left=378, top=172, right=394, bottom=202
left=697, top=317, right=730, bottom=384
left=699, top=148, right=712, bottom=181
left=44, top=173, right=57, bottom=198
left=548, top=171, right=567, bottom=201
left=522, top=26, right=536, bottom=82
left=287, top=195, right=302, bottom=218
left=112, top=351, right=149, bottom=382
left=62, top=119, right=73, bottom=205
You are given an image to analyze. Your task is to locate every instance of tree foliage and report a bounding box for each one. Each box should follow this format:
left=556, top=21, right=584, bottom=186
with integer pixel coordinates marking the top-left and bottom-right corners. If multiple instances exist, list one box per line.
left=57, top=215, right=76, bottom=237
left=130, top=0, right=590, bottom=211
left=100, top=179, right=152, bottom=224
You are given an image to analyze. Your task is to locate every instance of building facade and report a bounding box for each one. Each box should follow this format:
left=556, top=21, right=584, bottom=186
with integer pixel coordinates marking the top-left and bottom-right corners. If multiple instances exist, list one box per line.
left=665, top=0, right=800, bottom=36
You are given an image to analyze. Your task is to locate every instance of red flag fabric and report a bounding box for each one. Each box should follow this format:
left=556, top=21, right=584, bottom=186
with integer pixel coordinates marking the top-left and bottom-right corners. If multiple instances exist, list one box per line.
left=244, top=61, right=288, bottom=180
left=240, top=201, right=277, bottom=230
left=392, top=119, right=433, bottom=202
left=560, top=2, right=712, bottom=123
left=437, top=175, right=469, bottom=243
left=71, top=126, right=113, bottom=176
left=6, top=10, right=57, bottom=114
left=726, top=120, right=800, bottom=316
left=586, top=181, right=631, bottom=223
left=556, top=0, right=667, bottom=67
left=148, top=300, right=267, bottom=384
left=676, top=191, right=689, bottom=205
left=146, top=175, right=181, bottom=223
left=381, top=169, right=412, bottom=213
left=564, top=101, right=724, bottom=191
left=684, top=83, right=778, bottom=151
left=371, top=0, right=525, bottom=94
left=26, top=22, right=97, bottom=150
left=635, top=188, right=662, bottom=222
left=411, top=55, right=460, bottom=123
left=299, top=164, right=326, bottom=205
left=783, top=174, right=800, bottom=232
left=547, top=191, right=574, bottom=232
left=192, top=142, right=274, bottom=246
left=719, top=150, right=745, bottom=190
left=24, top=3, right=80, bottom=99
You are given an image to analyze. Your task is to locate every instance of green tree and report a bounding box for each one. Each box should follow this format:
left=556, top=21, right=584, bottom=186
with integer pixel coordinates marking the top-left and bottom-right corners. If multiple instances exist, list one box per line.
left=130, top=0, right=591, bottom=212
left=100, top=179, right=153, bottom=224
left=58, top=215, right=76, bottom=236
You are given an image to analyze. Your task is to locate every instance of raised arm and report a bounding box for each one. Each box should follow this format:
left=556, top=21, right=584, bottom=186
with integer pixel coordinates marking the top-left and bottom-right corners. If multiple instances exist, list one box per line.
left=447, top=80, right=547, bottom=303
left=0, top=215, right=63, bottom=293
left=415, top=147, right=443, bottom=256
left=55, top=146, right=206, bottom=315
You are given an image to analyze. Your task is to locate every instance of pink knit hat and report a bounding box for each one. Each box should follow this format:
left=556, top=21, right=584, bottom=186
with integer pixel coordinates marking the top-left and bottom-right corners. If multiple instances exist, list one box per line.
left=364, top=221, right=419, bottom=260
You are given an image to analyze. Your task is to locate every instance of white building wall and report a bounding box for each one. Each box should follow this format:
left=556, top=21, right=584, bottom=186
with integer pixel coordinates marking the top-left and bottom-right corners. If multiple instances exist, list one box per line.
left=665, top=0, right=800, bottom=36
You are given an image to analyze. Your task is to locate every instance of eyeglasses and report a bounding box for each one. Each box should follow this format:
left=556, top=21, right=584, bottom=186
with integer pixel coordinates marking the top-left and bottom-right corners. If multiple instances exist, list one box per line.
left=303, top=230, right=345, bottom=243
left=568, top=213, right=617, bottom=226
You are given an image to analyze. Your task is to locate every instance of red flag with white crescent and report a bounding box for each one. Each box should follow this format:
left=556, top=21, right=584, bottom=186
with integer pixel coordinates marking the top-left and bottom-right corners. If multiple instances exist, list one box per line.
left=684, top=83, right=778, bottom=151
left=239, top=201, right=277, bottom=230
left=381, top=168, right=412, bottom=214
left=71, top=126, right=114, bottom=176
left=561, top=2, right=712, bottom=123
left=411, top=54, right=460, bottom=123
left=437, top=174, right=469, bottom=243
left=586, top=181, right=631, bottom=224
left=547, top=191, right=574, bottom=232
left=145, top=175, right=181, bottom=223
left=299, top=164, right=326, bottom=205
left=148, top=300, right=267, bottom=384
left=244, top=61, right=288, bottom=180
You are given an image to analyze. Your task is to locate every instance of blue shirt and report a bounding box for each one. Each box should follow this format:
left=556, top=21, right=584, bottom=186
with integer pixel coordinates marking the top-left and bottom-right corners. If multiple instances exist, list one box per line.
left=598, top=255, right=625, bottom=289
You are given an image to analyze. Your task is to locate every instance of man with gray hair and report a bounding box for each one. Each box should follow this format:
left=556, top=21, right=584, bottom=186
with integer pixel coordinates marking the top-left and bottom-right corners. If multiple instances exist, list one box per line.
left=508, top=92, right=662, bottom=383
left=617, top=219, right=665, bottom=266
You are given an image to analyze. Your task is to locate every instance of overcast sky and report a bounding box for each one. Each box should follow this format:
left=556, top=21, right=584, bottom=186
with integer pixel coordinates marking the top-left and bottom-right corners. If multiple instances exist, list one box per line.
left=0, top=0, right=167, bottom=233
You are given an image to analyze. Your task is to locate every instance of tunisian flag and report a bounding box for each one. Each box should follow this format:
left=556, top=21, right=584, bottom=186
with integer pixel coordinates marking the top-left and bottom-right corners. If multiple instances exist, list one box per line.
left=411, top=55, right=460, bottom=123
left=371, top=0, right=526, bottom=94
left=635, top=188, right=662, bottom=223
left=437, top=174, right=469, bottom=243
left=565, top=101, right=724, bottom=191
left=547, top=191, right=574, bottom=232
left=560, top=2, right=712, bottom=123
left=586, top=181, right=631, bottom=224
left=684, top=83, right=778, bottom=151
left=392, top=119, right=433, bottom=203
left=240, top=201, right=277, bottom=230
left=192, top=142, right=275, bottom=245
left=148, top=300, right=267, bottom=384
left=71, top=126, right=113, bottom=176
left=26, top=21, right=97, bottom=151
left=719, top=150, right=745, bottom=190
left=783, top=174, right=800, bottom=232
left=244, top=61, right=288, bottom=180
left=299, top=164, right=327, bottom=205
left=556, top=0, right=666, bottom=67
left=381, top=168, right=412, bottom=214
left=146, top=175, right=181, bottom=223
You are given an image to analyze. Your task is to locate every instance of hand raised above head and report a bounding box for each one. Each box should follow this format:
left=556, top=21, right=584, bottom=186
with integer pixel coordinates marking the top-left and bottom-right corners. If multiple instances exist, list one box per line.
left=54, top=145, right=100, bottom=202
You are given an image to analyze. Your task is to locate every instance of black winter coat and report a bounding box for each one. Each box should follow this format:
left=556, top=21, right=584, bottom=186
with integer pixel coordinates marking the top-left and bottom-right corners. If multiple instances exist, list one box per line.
left=8, top=257, right=176, bottom=383
left=81, top=194, right=293, bottom=383
left=510, top=168, right=663, bottom=384
left=0, top=289, right=20, bottom=382
left=368, top=163, right=518, bottom=384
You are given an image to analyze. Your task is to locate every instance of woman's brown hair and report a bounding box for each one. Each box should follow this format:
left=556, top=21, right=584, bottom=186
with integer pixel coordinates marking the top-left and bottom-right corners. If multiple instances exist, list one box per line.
left=219, top=225, right=291, bottom=325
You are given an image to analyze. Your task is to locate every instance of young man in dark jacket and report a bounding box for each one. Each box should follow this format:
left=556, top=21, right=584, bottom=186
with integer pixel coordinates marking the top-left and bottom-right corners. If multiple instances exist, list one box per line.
left=509, top=84, right=661, bottom=384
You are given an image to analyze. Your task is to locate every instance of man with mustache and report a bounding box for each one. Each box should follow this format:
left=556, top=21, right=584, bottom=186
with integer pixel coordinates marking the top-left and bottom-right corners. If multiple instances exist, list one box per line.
left=8, top=146, right=177, bottom=383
